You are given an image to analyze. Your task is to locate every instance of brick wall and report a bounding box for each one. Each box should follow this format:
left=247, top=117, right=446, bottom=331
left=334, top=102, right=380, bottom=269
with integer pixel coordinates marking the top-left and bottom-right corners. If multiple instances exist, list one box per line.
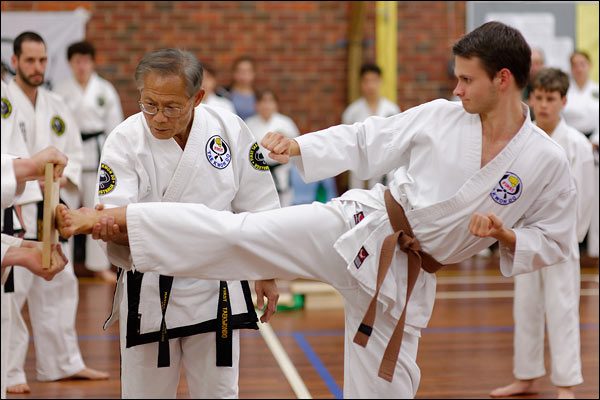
left=2, top=1, right=465, bottom=132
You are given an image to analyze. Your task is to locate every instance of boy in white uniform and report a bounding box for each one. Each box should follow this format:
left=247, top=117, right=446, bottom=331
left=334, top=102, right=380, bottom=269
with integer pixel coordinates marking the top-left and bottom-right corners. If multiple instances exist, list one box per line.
left=490, top=68, right=594, bottom=399
left=246, top=89, right=300, bottom=206
left=58, top=22, right=578, bottom=398
left=562, top=51, right=600, bottom=258
left=342, top=63, right=400, bottom=190
left=95, top=49, right=280, bottom=398
left=54, top=41, right=123, bottom=282
left=6, top=31, right=107, bottom=395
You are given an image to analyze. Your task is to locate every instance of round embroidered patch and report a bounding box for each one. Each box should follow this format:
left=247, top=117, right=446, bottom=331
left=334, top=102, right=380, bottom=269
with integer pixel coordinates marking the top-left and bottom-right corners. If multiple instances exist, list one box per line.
left=205, top=135, right=231, bottom=169
left=249, top=142, right=269, bottom=171
left=50, top=115, right=66, bottom=136
left=1, top=97, right=12, bottom=119
left=98, top=163, right=117, bottom=195
left=490, top=172, right=522, bottom=205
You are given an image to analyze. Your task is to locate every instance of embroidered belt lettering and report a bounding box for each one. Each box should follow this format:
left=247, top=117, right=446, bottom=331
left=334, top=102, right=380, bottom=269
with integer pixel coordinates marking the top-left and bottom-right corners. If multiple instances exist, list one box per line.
left=216, top=281, right=233, bottom=366
left=157, top=275, right=174, bottom=368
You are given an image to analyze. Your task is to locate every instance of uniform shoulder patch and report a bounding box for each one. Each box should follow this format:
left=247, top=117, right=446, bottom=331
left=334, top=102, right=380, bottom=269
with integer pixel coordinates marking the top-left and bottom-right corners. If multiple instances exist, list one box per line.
left=249, top=142, right=269, bottom=171
left=98, top=163, right=117, bottom=195
left=205, top=135, right=232, bottom=169
left=50, top=115, right=66, bottom=136
left=490, top=171, right=522, bottom=205
left=1, top=97, right=12, bottom=119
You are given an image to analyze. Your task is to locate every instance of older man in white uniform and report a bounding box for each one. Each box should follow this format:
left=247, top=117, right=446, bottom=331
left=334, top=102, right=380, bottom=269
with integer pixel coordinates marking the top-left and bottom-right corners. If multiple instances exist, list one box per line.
left=94, top=48, right=280, bottom=399
left=54, top=41, right=123, bottom=282
left=6, top=31, right=106, bottom=394
left=58, top=22, right=578, bottom=398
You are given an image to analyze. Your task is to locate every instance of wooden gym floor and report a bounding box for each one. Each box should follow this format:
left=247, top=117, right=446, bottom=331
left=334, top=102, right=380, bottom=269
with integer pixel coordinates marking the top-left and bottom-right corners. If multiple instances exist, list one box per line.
left=6, top=255, right=599, bottom=399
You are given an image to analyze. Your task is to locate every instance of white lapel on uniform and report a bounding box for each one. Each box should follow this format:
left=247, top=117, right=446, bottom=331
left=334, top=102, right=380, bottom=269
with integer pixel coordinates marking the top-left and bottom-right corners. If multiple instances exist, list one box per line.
left=162, top=107, right=207, bottom=202
left=407, top=112, right=533, bottom=225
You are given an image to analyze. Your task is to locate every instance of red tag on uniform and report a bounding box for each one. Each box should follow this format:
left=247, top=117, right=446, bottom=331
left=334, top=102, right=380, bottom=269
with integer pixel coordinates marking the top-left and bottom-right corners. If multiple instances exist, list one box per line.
left=353, top=246, right=369, bottom=269
left=353, top=212, right=365, bottom=225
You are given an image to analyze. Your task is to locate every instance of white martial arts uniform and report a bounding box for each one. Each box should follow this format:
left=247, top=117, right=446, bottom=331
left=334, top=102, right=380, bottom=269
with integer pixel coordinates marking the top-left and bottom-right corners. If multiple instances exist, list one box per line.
left=202, top=93, right=236, bottom=113
left=512, top=119, right=594, bottom=387
left=562, top=79, right=599, bottom=137
left=0, top=150, right=20, bottom=398
left=1, top=80, right=41, bottom=399
left=562, top=79, right=600, bottom=258
left=0, top=155, right=17, bottom=211
left=0, top=152, right=19, bottom=400
left=98, top=104, right=279, bottom=398
left=6, top=79, right=85, bottom=384
left=342, top=97, right=400, bottom=190
left=54, top=72, right=123, bottom=271
left=121, top=99, right=577, bottom=398
left=245, top=112, right=300, bottom=206
left=589, top=130, right=599, bottom=257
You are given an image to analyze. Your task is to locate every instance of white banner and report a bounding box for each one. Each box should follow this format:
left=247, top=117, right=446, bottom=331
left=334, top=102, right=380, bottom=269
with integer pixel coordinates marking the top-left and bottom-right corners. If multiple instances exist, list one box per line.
left=485, top=12, right=574, bottom=73
left=1, top=8, right=90, bottom=88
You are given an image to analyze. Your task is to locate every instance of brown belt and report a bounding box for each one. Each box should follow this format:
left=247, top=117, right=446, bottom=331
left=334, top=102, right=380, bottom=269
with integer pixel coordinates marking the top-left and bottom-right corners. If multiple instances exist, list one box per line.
left=353, top=189, right=443, bottom=382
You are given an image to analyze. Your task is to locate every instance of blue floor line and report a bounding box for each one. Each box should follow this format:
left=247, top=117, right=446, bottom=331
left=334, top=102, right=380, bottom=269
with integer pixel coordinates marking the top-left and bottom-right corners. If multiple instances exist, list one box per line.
left=292, top=332, right=343, bottom=399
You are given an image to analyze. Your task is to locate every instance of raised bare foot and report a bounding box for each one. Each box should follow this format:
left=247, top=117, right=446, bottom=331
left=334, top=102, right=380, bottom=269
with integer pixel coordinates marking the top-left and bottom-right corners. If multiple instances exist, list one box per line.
left=56, top=204, right=97, bottom=238
left=490, top=380, right=538, bottom=398
left=63, top=367, right=109, bottom=381
left=94, top=269, right=117, bottom=284
left=7, top=383, right=31, bottom=393
left=557, top=387, right=575, bottom=399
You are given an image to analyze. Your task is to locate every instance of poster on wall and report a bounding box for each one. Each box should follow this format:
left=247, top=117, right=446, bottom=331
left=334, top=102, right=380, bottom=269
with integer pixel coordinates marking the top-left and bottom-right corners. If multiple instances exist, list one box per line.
left=1, top=8, right=89, bottom=88
left=485, top=12, right=573, bottom=73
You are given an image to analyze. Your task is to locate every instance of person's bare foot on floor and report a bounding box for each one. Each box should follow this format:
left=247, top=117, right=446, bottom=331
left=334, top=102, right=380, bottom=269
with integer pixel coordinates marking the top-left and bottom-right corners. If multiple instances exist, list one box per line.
left=490, top=380, right=538, bottom=397
left=557, top=386, right=575, bottom=399
left=6, top=383, right=31, bottom=394
left=94, top=269, right=117, bottom=284
left=63, top=367, right=109, bottom=380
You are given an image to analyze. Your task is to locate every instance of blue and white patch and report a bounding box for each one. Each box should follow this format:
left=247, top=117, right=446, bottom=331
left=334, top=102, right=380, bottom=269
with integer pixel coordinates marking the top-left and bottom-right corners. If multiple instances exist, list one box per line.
left=98, top=163, right=117, bottom=195
left=205, top=135, right=231, bottom=169
left=490, top=172, right=522, bottom=205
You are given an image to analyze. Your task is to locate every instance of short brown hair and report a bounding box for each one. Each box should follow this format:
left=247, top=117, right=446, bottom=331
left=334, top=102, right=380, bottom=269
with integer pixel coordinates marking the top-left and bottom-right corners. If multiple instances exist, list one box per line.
left=531, top=68, right=570, bottom=97
left=453, top=21, right=531, bottom=89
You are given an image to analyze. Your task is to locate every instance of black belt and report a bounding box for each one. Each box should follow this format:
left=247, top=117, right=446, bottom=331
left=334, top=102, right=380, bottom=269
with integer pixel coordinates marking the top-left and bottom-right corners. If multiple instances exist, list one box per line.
left=124, top=271, right=258, bottom=368
left=158, top=275, right=174, bottom=368
left=216, top=280, right=233, bottom=366
left=269, top=163, right=288, bottom=193
left=81, top=131, right=105, bottom=141
left=82, top=131, right=104, bottom=172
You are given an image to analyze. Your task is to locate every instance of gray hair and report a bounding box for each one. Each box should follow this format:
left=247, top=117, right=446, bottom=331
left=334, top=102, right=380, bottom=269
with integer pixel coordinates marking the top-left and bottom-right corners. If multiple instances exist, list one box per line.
left=135, top=48, right=203, bottom=97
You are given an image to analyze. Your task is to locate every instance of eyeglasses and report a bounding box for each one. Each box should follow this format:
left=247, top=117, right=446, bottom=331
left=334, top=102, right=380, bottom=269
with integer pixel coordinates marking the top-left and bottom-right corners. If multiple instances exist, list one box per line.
left=138, top=100, right=190, bottom=118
